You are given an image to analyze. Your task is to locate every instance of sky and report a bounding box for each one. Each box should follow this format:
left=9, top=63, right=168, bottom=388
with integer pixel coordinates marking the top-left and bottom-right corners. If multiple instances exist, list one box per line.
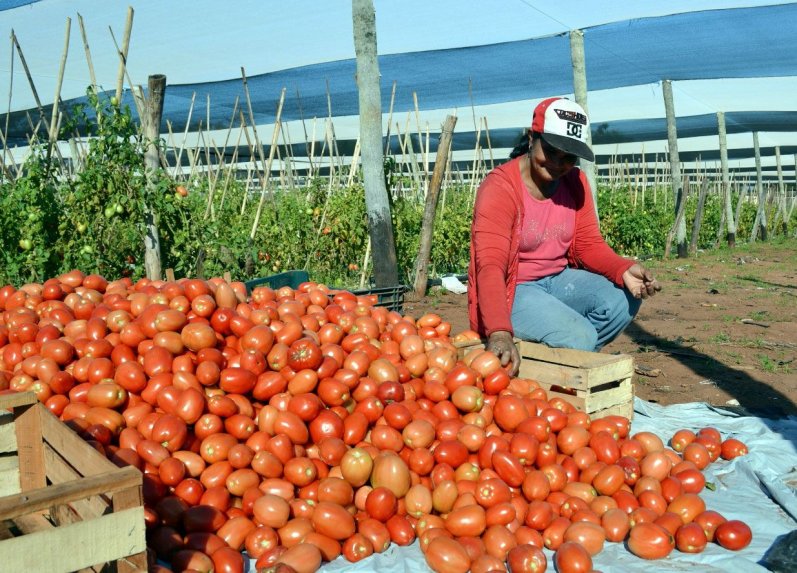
left=1, top=0, right=796, bottom=169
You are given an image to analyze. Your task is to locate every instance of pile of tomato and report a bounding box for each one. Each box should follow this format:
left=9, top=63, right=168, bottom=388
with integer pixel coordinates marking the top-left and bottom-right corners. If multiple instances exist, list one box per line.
left=0, top=270, right=753, bottom=573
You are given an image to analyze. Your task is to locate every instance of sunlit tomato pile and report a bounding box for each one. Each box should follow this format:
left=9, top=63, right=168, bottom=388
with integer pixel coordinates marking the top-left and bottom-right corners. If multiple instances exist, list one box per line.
left=0, top=270, right=753, bottom=573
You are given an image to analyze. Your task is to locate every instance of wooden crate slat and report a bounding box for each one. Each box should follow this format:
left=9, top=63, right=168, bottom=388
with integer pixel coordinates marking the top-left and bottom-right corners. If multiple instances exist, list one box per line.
left=540, top=378, right=633, bottom=415
left=590, top=401, right=636, bottom=420
left=40, top=405, right=115, bottom=477
left=15, top=403, right=46, bottom=492
left=43, top=444, right=108, bottom=522
left=515, top=340, right=627, bottom=369
left=518, top=360, right=587, bottom=390
left=0, top=507, right=145, bottom=573
left=455, top=338, right=634, bottom=419
left=0, top=392, right=37, bottom=410
left=0, top=466, right=139, bottom=522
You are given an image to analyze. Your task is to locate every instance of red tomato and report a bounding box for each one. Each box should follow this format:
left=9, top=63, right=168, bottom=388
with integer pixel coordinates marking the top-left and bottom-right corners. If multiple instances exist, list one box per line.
left=627, top=522, right=675, bottom=559
left=714, top=519, right=753, bottom=550
left=720, top=438, right=749, bottom=460
left=675, top=522, right=708, bottom=553
left=424, top=536, right=471, bottom=573
left=287, top=338, right=323, bottom=371
left=554, top=541, right=593, bottom=573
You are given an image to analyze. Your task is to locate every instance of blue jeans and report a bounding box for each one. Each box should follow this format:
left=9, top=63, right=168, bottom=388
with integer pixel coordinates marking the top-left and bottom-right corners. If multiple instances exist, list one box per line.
left=511, top=267, right=641, bottom=351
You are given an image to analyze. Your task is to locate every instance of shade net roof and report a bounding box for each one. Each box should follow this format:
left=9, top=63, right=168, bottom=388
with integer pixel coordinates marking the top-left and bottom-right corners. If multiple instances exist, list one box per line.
left=2, top=3, right=797, bottom=153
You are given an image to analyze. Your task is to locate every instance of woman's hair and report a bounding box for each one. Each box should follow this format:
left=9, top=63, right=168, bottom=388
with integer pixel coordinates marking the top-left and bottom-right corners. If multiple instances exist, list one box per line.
left=509, top=130, right=541, bottom=159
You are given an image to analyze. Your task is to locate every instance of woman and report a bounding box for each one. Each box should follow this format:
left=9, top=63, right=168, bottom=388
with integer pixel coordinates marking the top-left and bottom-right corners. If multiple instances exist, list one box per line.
left=468, top=97, right=660, bottom=375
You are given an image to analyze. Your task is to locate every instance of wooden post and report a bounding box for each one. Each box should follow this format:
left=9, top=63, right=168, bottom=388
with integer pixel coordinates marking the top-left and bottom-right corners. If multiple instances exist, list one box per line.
left=353, top=0, right=399, bottom=287
left=750, top=132, right=767, bottom=242
left=717, top=112, right=735, bottom=247
left=735, top=177, right=747, bottom=232
left=143, top=75, right=166, bottom=281
left=664, top=181, right=690, bottom=259
left=570, top=29, right=598, bottom=215
left=413, top=115, right=457, bottom=298
left=775, top=146, right=787, bottom=235
left=689, top=176, right=709, bottom=254
left=663, top=80, right=687, bottom=257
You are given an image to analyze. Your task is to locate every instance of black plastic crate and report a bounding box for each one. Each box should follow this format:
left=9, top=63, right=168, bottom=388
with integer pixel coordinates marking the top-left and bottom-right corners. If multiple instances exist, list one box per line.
left=351, top=284, right=408, bottom=314
left=244, top=270, right=309, bottom=294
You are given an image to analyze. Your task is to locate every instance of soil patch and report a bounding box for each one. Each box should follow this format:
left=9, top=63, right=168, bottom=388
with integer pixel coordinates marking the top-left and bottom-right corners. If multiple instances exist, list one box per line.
left=405, top=239, right=797, bottom=417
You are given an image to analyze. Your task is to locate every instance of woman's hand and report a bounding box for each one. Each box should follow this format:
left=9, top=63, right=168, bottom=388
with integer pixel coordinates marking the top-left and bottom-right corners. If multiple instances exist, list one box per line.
left=622, top=264, right=661, bottom=299
left=486, top=330, right=520, bottom=377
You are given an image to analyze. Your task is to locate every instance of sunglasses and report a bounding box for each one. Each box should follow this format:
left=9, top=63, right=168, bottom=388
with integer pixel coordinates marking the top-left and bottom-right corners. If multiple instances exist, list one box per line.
left=539, top=139, right=578, bottom=165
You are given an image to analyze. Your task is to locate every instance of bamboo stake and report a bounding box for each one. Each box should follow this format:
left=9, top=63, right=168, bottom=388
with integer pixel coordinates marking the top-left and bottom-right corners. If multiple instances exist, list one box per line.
left=280, top=121, right=296, bottom=189
left=218, top=125, right=243, bottom=214
left=0, top=128, right=16, bottom=181
left=166, top=120, right=179, bottom=176
left=76, top=14, right=97, bottom=91
left=248, top=92, right=287, bottom=240
left=325, top=118, right=337, bottom=187
left=187, top=121, right=203, bottom=181
left=483, top=116, right=495, bottom=171
left=47, top=17, right=70, bottom=156
left=238, top=111, right=257, bottom=215
left=2, top=34, right=18, bottom=180
left=384, top=81, right=397, bottom=155
left=307, top=117, right=317, bottom=183
left=347, top=137, right=361, bottom=187
left=295, top=88, right=313, bottom=174
left=11, top=31, right=64, bottom=164
left=325, top=79, right=342, bottom=174
left=114, top=7, right=134, bottom=102
left=107, top=28, right=144, bottom=122
left=172, top=92, right=197, bottom=179
left=402, top=113, right=420, bottom=190
left=240, top=68, right=276, bottom=199
left=412, top=92, right=428, bottom=188
left=359, top=237, right=372, bottom=289
left=204, top=94, right=212, bottom=190
left=468, top=124, right=482, bottom=195
left=11, top=32, right=45, bottom=119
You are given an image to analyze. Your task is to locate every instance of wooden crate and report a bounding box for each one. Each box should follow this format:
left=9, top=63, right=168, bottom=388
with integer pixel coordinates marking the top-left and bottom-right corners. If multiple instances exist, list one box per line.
left=455, top=339, right=635, bottom=420
left=0, top=392, right=146, bottom=573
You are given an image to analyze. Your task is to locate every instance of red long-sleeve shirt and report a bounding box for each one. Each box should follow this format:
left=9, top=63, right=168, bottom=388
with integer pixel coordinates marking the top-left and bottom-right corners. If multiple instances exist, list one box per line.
left=467, top=157, right=634, bottom=337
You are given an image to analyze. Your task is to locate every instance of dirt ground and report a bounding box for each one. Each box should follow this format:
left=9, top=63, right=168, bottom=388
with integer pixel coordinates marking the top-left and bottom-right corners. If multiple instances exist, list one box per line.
left=404, top=239, right=797, bottom=418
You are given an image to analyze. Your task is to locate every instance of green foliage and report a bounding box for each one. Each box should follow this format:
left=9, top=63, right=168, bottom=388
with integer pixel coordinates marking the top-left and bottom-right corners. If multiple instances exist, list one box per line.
left=598, top=187, right=672, bottom=255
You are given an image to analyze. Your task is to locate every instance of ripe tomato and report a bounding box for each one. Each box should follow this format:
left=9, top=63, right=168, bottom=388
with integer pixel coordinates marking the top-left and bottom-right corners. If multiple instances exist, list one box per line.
left=675, top=522, right=708, bottom=553
left=627, top=522, right=675, bottom=559
left=287, top=338, right=322, bottom=371
left=714, top=519, right=753, bottom=550
left=554, top=541, right=592, bottom=573
left=720, top=438, right=749, bottom=460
